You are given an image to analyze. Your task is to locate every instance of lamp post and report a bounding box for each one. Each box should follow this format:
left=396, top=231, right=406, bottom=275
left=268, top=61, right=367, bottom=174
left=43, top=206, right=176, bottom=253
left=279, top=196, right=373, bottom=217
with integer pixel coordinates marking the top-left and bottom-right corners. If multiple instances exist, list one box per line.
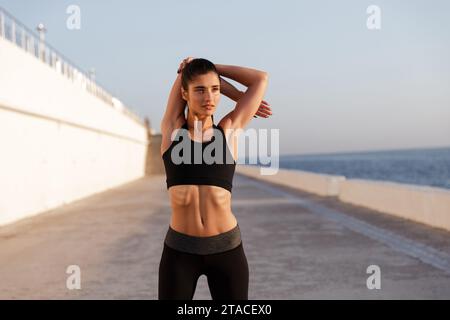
left=36, top=23, right=46, bottom=61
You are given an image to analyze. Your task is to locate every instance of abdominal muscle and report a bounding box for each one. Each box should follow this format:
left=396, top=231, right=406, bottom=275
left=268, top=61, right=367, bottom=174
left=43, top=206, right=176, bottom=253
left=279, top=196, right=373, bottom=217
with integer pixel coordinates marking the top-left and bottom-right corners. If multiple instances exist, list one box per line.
left=168, top=184, right=238, bottom=237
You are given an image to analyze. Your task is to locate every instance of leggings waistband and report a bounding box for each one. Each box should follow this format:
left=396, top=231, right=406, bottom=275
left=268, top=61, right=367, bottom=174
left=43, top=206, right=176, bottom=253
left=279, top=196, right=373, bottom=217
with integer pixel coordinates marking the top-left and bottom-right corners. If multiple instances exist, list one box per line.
left=164, top=224, right=242, bottom=255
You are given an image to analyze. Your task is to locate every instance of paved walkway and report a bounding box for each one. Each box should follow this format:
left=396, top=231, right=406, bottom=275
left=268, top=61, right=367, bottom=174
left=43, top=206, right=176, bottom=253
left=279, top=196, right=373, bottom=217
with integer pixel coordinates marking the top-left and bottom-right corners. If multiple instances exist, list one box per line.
left=1, top=174, right=450, bottom=299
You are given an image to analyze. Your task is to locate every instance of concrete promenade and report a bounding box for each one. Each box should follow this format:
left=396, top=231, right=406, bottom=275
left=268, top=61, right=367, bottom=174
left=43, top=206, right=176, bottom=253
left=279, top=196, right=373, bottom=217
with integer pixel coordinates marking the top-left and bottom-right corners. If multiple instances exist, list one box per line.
left=1, top=173, right=450, bottom=299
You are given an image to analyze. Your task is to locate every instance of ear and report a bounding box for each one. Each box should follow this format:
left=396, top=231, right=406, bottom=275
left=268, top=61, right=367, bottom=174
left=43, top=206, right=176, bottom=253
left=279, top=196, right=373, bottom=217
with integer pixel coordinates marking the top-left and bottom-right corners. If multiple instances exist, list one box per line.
left=181, top=88, right=188, bottom=101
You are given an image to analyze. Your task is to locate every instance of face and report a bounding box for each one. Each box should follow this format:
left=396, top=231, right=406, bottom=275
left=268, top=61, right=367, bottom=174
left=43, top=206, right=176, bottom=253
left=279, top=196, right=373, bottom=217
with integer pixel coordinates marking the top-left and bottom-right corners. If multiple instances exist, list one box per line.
left=181, top=71, right=220, bottom=119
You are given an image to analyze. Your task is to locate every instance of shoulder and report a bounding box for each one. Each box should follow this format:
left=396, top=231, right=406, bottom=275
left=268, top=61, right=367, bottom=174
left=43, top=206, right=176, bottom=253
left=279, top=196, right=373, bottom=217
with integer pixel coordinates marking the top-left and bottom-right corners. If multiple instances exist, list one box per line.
left=217, top=116, right=233, bottom=132
left=217, top=113, right=242, bottom=147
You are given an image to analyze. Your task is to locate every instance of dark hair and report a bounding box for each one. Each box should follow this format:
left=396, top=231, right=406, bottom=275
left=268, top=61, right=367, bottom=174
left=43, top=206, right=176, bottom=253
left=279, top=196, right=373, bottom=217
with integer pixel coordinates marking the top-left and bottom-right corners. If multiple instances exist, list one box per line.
left=181, top=58, right=220, bottom=122
left=181, top=58, right=220, bottom=90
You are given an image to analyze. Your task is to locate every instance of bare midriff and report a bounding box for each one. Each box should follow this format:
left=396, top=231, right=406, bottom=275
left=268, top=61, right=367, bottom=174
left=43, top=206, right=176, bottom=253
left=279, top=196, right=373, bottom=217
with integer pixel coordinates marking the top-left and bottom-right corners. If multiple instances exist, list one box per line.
left=168, top=184, right=238, bottom=237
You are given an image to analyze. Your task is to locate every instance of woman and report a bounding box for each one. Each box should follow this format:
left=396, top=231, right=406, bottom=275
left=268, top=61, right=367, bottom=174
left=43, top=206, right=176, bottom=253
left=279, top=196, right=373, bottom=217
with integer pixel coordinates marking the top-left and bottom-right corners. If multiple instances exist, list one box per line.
left=158, top=57, right=271, bottom=300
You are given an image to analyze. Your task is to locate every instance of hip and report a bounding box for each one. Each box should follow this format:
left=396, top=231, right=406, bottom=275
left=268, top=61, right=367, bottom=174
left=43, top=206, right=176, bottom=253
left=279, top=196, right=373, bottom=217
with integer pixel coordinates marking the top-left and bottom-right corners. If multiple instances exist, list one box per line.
left=164, top=223, right=242, bottom=255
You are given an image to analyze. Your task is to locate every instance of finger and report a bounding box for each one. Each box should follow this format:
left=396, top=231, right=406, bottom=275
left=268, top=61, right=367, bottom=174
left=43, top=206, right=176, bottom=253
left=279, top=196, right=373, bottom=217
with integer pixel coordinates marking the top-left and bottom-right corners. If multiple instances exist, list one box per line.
left=256, top=111, right=269, bottom=117
left=258, top=108, right=272, bottom=115
left=258, top=111, right=272, bottom=117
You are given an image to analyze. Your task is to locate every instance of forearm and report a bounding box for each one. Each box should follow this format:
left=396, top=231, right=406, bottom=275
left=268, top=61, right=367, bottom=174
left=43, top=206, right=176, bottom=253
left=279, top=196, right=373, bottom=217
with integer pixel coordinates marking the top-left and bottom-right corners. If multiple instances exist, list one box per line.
left=215, top=64, right=267, bottom=87
left=219, top=76, right=243, bottom=102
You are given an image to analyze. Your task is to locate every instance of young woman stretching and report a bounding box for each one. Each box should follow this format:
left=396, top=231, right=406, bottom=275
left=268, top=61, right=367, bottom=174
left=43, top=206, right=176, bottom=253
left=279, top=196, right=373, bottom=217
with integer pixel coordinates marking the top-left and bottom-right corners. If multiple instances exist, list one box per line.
left=159, top=57, right=271, bottom=300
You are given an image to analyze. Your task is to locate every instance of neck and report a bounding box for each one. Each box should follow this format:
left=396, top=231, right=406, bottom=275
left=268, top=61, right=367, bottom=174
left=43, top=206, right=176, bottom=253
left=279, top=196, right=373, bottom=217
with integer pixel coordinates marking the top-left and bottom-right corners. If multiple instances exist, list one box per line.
left=186, top=112, right=213, bottom=132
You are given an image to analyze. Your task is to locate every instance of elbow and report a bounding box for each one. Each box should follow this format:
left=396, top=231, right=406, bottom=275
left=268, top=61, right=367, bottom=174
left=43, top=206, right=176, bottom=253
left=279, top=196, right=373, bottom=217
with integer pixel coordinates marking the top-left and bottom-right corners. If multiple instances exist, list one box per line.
left=259, top=71, right=269, bottom=82
left=248, top=71, right=268, bottom=87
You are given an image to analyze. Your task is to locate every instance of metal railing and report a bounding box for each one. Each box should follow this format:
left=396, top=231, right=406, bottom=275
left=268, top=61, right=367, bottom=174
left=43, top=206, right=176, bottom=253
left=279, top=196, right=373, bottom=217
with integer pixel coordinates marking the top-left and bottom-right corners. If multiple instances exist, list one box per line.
left=0, top=6, right=143, bottom=125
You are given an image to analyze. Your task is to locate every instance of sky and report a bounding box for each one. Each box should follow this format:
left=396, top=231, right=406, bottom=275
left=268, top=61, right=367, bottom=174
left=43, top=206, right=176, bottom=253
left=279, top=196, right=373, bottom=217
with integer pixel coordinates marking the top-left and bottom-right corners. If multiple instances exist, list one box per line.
left=1, top=0, right=449, bottom=156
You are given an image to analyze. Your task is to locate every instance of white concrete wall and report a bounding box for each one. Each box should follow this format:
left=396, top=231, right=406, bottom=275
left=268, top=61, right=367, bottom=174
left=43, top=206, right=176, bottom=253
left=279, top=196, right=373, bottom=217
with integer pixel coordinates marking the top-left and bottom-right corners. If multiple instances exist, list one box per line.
left=236, top=165, right=450, bottom=232
left=0, top=37, right=148, bottom=226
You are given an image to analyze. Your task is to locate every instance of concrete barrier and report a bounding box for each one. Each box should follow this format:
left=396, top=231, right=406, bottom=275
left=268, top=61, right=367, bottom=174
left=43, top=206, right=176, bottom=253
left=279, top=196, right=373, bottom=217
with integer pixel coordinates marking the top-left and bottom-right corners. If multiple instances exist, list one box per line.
left=339, top=179, right=450, bottom=231
left=236, top=165, right=450, bottom=232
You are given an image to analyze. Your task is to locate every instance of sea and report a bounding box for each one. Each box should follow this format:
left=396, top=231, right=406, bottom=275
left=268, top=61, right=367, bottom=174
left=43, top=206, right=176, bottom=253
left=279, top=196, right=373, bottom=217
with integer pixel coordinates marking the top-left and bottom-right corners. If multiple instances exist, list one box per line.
left=266, top=146, right=450, bottom=190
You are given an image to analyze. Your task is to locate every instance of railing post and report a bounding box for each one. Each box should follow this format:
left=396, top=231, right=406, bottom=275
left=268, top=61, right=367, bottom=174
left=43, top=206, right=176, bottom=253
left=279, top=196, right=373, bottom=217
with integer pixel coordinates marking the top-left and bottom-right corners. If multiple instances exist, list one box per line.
left=0, top=11, right=5, bottom=38
left=11, top=20, right=16, bottom=44
left=21, top=27, right=25, bottom=48
left=51, top=51, right=56, bottom=68
left=26, top=35, right=31, bottom=53
left=69, top=66, right=74, bottom=81
left=29, top=37, right=34, bottom=56
left=55, top=56, right=61, bottom=73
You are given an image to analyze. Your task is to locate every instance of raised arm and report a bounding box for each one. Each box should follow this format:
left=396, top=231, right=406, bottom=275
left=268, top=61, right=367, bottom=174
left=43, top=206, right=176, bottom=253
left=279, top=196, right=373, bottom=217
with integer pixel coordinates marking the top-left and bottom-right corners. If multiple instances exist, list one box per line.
left=215, top=64, right=268, bottom=129
left=219, top=76, right=243, bottom=102
left=160, top=57, right=196, bottom=135
left=160, top=73, right=186, bottom=135
left=220, top=76, right=272, bottom=119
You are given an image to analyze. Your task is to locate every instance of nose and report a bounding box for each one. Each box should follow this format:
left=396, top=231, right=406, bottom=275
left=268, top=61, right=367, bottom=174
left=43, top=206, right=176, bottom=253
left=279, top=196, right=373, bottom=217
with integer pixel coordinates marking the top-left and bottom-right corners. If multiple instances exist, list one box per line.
left=204, top=90, right=214, bottom=103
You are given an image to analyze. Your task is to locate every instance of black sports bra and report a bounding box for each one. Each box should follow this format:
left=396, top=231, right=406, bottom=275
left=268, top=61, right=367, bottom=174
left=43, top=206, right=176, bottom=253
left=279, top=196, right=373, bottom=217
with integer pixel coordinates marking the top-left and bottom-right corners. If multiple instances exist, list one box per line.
left=162, top=121, right=236, bottom=193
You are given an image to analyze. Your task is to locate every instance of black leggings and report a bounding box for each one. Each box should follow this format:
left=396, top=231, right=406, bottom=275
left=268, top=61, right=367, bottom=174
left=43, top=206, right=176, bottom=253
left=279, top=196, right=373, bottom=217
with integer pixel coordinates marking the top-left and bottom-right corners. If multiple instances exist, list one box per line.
left=158, top=242, right=249, bottom=300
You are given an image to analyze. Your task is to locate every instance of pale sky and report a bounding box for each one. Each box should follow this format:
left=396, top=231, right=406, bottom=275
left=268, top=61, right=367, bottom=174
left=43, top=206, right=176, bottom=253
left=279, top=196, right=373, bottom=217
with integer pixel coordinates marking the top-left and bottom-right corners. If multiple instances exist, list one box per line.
left=1, top=0, right=449, bottom=155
